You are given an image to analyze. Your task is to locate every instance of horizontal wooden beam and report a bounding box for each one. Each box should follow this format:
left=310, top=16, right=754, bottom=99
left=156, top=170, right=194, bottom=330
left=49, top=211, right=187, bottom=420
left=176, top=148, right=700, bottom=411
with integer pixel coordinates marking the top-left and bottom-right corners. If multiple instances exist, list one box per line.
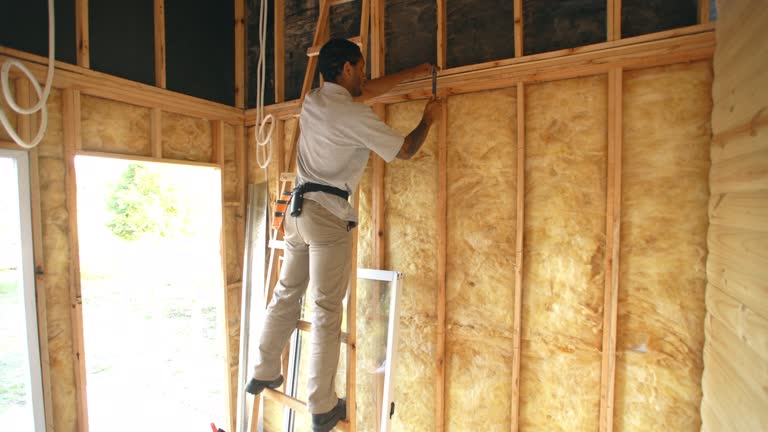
left=0, top=47, right=243, bottom=124
left=261, top=389, right=351, bottom=431
left=372, top=29, right=714, bottom=103
left=76, top=150, right=222, bottom=168
left=255, top=26, right=715, bottom=119
left=307, top=36, right=362, bottom=57
left=297, top=319, right=350, bottom=344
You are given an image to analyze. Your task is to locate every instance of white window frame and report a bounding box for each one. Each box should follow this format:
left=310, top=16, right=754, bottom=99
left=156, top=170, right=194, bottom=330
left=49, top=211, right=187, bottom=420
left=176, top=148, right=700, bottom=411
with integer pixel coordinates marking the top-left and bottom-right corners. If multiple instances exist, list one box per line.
left=1, top=149, right=46, bottom=431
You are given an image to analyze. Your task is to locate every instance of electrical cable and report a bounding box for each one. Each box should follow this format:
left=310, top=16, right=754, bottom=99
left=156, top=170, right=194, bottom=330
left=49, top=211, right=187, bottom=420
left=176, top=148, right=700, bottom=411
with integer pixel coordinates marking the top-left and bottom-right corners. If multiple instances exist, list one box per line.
left=254, top=0, right=274, bottom=169
left=1, top=0, right=56, bottom=150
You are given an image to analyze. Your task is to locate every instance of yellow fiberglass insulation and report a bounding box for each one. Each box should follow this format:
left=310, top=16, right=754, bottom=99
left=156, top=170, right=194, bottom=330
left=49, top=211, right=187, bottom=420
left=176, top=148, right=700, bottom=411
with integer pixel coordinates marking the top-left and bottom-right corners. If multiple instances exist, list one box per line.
left=520, top=74, right=608, bottom=432
left=446, top=88, right=518, bottom=431
left=615, top=61, right=711, bottom=432
left=384, top=99, right=439, bottom=431
left=81, top=94, right=151, bottom=156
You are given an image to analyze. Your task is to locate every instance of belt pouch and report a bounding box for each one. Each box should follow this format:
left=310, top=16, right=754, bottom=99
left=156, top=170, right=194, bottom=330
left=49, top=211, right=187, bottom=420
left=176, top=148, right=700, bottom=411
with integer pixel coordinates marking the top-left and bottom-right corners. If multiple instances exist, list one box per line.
left=290, top=188, right=304, bottom=217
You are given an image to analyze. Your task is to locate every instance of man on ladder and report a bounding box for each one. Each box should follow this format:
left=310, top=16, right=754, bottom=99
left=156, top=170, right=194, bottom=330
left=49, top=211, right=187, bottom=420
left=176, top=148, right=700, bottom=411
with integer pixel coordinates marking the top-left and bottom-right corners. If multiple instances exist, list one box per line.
left=245, top=38, right=441, bottom=432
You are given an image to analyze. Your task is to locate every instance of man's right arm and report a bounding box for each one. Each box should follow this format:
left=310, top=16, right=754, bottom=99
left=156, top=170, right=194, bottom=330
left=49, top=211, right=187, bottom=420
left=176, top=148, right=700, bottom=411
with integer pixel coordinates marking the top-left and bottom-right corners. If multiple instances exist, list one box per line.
left=397, top=97, right=443, bottom=160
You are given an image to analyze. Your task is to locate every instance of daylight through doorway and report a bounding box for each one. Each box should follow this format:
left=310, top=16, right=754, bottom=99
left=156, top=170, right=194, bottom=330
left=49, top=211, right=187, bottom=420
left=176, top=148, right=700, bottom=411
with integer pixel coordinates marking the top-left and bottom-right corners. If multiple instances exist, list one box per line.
left=75, top=156, right=228, bottom=431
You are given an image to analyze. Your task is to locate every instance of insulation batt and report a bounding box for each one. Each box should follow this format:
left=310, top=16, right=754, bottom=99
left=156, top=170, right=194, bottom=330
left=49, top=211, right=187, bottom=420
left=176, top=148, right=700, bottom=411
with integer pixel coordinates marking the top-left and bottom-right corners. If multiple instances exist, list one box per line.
left=81, top=95, right=151, bottom=156
left=161, top=111, right=212, bottom=162
left=446, top=88, right=517, bottom=431
left=385, top=100, right=439, bottom=431
left=616, top=62, right=710, bottom=432
left=521, top=75, right=607, bottom=432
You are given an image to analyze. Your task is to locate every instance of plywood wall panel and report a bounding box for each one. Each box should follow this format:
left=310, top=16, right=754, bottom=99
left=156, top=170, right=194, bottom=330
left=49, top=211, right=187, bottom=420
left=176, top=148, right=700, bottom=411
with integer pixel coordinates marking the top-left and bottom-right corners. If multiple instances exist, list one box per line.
left=162, top=112, right=212, bottom=162
left=703, top=315, right=768, bottom=430
left=445, top=88, right=517, bottom=430
left=711, top=128, right=766, bottom=163
left=384, top=100, right=438, bottom=431
left=617, top=62, right=711, bottom=432
left=81, top=95, right=152, bottom=156
left=520, top=75, right=607, bottom=431
left=706, top=284, right=768, bottom=361
left=710, top=1, right=768, bottom=134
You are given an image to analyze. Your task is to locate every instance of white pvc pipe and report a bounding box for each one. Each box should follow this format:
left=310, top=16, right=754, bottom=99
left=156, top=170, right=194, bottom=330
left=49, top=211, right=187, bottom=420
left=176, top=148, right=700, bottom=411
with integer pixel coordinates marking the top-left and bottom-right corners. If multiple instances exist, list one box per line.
left=0, top=0, right=56, bottom=150
left=254, top=0, right=274, bottom=169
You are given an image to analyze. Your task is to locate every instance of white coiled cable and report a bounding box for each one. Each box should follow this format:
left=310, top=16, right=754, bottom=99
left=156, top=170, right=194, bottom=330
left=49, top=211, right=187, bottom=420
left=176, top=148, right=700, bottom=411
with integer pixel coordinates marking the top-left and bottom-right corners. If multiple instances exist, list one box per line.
left=1, top=0, right=55, bottom=150
left=254, top=0, right=274, bottom=169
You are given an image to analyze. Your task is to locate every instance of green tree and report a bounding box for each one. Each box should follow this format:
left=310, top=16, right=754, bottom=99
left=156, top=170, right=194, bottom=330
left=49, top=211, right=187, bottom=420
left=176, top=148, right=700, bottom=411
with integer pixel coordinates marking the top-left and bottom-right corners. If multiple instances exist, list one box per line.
left=106, top=164, right=189, bottom=241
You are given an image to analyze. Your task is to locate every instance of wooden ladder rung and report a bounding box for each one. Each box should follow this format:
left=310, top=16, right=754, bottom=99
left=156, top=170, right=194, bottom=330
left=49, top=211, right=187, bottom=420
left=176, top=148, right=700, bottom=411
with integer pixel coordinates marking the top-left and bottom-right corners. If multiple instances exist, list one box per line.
left=297, top=319, right=350, bottom=344
left=262, top=388, right=351, bottom=430
left=307, top=36, right=362, bottom=57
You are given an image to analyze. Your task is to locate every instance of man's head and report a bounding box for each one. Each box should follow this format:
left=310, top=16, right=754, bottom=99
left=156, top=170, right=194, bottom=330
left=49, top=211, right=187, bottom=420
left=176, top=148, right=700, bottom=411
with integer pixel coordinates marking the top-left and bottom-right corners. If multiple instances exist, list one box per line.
left=318, top=38, right=365, bottom=96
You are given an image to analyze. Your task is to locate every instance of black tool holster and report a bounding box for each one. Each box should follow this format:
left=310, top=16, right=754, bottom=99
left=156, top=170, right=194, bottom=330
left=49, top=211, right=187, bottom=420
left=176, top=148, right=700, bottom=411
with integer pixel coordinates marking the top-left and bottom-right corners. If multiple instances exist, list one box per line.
left=290, top=183, right=350, bottom=217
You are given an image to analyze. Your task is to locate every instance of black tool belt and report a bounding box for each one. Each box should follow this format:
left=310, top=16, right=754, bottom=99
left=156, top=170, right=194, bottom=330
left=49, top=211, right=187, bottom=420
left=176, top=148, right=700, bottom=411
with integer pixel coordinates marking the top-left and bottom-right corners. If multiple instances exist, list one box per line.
left=289, top=182, right=349, bottom=217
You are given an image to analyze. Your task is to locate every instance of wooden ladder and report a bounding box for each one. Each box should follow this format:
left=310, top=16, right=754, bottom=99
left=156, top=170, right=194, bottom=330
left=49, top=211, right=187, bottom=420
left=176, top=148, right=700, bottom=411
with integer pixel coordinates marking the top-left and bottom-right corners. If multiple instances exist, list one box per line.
left=250, top=0, right=373, bottom=430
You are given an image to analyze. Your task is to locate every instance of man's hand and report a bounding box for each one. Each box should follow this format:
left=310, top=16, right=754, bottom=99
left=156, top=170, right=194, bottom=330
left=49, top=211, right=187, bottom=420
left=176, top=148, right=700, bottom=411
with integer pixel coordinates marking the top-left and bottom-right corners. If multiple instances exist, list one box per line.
left=397, top=96, right=444, bottom=160
left=422, top=96, right=444, bottom=125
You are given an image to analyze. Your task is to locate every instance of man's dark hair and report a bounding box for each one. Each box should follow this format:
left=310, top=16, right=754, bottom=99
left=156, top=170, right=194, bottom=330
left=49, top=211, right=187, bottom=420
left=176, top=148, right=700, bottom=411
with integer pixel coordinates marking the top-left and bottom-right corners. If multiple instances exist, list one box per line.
left=318, top=38, right=363, bottom=83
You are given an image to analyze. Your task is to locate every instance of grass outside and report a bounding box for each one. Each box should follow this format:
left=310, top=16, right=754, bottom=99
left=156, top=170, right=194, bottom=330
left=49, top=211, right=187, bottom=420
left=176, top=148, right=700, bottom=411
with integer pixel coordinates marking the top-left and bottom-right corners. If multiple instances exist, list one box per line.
left=0, top=268, right=34, bottom=429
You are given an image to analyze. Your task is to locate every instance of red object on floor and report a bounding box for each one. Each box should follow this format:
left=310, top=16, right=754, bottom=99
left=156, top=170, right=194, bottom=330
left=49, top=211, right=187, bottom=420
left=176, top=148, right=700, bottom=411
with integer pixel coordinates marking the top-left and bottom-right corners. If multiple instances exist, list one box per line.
left=210, top=423, right=218, bottom=432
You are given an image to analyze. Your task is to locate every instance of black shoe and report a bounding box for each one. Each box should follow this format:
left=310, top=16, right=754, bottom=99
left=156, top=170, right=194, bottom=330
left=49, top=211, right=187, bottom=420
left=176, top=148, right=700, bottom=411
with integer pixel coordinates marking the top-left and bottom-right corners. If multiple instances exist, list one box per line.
left=312, top=398, right=346, bottom=432
left=244, top=375, right=284, bottom=395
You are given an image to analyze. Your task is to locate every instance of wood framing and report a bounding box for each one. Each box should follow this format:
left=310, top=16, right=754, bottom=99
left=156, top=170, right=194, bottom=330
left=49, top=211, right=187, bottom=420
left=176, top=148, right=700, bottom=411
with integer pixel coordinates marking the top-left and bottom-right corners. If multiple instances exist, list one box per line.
left=347, top=189, right=361, bottom=432
left=75, top=150, right=222, bottom=168
left=607, top=0, right=622, bottom=41
left=154, top=0, right=167, bottom=88
left=371, top=0, right=386, bottom=77
left=235, top=0, right=246, bottom=108
left=284, top=0, right=333, bottom=172
left=372, top=106, right=386, bottom=269
left=514, top=0, right=523, bottom=57
left=699, top=0, right=711, bottom=24
left=212, top=120, right=225, bottom=164
left=510, top=82, right=525, bottom=432
left=437, top=0, right=447, bottom=69
left=302, top=0, right=332, bottom=97
left=365, top=30, right=713, bottom=103
left=62, top=88, right=89, bottom=432
left=436, top=101, right=448, bottom=432
left=274, top=0, right=286, bottom=103
left=359, top=0, right=371, bottom=63
left=76, top=0, right=90, bottom=68
left=255, top=25, right=714, bottom=120
left=0, top=47, right=244, bottom=123
left=598, top=67, right=623, bottom=432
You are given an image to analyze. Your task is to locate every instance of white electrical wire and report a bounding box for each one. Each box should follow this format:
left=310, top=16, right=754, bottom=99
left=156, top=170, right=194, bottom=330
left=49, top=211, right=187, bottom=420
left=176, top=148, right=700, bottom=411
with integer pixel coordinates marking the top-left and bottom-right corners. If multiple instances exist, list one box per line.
left=1, top=0, right=56, bottom=150
left=254, top=0, right=274, bottom=169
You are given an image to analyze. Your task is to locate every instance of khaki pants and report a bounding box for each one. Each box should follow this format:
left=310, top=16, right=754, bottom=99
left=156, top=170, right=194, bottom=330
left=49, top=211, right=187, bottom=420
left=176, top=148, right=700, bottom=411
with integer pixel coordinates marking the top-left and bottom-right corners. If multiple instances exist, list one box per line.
left=252, top=199, right=351, bottom=414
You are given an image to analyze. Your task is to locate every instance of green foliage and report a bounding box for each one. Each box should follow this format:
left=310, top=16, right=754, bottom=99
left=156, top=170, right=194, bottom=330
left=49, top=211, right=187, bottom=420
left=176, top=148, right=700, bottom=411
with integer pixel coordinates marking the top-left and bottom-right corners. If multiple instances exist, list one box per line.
left=106, top=164, right=190, bottom=241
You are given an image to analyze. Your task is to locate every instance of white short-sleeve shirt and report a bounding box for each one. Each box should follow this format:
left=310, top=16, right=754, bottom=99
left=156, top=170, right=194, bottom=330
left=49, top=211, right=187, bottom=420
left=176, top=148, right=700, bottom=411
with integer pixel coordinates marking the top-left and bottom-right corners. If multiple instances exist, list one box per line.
left=296, top=82, right=404, bottom=223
